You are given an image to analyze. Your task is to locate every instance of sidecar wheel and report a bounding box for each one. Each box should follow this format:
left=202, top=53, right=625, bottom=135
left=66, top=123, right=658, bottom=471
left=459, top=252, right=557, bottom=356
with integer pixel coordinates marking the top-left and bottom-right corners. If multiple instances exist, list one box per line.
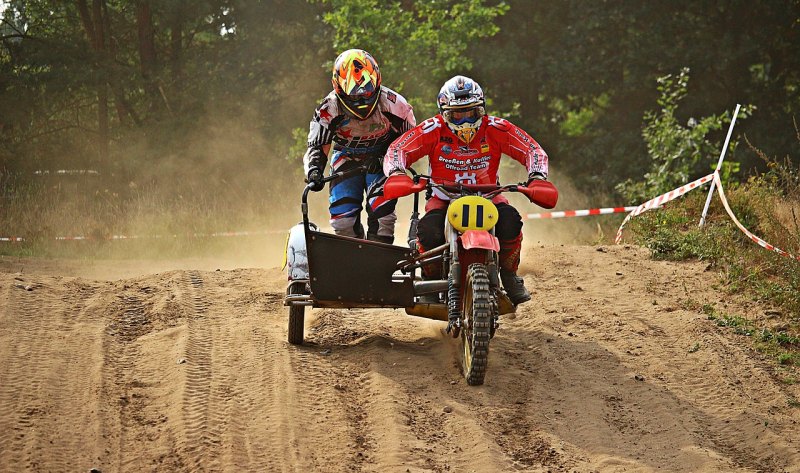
left=287, top=284, right=306, bottom=345
left=461, top=263, right=492, bottom=386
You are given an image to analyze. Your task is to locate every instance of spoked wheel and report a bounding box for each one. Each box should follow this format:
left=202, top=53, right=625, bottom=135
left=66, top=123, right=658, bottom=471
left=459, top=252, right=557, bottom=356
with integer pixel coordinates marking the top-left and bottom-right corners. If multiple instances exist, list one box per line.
left=461, top=263, right=493, bottom=385
left=287, top=283, right=306, bottom=345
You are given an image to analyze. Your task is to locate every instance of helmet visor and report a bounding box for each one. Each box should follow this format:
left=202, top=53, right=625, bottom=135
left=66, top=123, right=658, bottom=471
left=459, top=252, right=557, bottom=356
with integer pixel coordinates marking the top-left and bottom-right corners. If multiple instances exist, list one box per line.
left=339, top=87, right=380, bottom=119
left=345, top=87, right=376, bottom=105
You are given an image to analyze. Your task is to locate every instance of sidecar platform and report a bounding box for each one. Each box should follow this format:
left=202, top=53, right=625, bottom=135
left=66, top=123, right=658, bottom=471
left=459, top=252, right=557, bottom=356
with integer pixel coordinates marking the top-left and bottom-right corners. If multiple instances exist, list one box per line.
left=306, top=229, right=415, bottom=308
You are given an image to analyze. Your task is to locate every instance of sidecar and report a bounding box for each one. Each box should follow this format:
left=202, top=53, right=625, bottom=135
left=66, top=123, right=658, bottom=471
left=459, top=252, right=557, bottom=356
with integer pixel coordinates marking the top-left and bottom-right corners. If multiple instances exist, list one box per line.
left=282, top=170, right=518, bottom=345
left=283, top=218, right=457, bottom=344
left=288, top=222, right=415, bottom=308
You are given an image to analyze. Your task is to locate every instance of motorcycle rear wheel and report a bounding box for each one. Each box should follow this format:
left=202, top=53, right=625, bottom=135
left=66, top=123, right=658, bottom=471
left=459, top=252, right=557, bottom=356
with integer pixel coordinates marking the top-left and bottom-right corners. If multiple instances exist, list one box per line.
left=461, top=263, right=492, bottom=385
left=287, top=284, right=306, bottom=345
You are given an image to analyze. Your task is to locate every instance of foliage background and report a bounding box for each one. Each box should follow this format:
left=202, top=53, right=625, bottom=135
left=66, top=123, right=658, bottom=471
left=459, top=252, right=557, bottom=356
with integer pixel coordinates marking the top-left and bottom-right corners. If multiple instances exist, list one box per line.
left=1, top=0, right=799, bottom=240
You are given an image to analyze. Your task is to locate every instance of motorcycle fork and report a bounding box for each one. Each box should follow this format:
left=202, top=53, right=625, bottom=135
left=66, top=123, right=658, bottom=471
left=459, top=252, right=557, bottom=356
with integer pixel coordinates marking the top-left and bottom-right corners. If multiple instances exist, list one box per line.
left=444, top=224, right=461, bottom=333
left=444, top=222, right=500, bottom=336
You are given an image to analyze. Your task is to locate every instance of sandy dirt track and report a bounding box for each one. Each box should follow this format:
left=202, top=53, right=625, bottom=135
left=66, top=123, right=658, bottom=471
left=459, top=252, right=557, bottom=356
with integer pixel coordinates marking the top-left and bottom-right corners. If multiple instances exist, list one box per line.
left=1, top=244, right=799, bottom=472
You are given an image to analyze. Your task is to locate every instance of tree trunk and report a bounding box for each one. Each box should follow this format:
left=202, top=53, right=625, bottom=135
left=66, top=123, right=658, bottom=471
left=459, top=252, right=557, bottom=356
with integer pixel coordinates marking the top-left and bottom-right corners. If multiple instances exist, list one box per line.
left=77, top=0, right=110, bottom=164
left=167, top=1, right=185, bottom=113
left=136, top=0, right=160, bottom=113
left=170, top=1, right=184, bottom=80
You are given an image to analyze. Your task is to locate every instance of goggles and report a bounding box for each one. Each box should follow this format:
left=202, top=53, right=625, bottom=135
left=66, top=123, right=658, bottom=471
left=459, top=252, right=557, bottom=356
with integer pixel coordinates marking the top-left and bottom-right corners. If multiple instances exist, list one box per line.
left=345, top=89, right=376, bottom=106
left=338, top=87, right=380, bottom=119
left=443, top=106, right=484, bottom=125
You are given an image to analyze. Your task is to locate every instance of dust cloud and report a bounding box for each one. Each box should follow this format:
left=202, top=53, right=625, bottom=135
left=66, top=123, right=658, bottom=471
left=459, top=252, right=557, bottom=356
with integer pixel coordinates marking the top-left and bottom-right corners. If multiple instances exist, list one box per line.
left=7, top=105, right=626, bottom=274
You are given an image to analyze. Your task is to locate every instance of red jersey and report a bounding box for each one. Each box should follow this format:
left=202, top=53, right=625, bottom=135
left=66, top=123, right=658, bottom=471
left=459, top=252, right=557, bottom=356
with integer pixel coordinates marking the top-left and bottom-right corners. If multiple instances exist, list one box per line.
left=384, top=115, right=548, bottom=204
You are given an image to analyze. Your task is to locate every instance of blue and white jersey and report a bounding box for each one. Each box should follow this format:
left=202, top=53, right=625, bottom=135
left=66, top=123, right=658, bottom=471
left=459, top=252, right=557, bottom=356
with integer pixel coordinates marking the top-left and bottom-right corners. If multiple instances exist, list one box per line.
left=303, top=87, right=415, bottom=174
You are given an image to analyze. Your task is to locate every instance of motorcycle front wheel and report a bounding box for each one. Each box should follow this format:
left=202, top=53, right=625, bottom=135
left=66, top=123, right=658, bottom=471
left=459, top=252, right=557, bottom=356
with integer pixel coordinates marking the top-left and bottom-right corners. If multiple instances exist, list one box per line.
left=461, top=263, right=492, bottom=385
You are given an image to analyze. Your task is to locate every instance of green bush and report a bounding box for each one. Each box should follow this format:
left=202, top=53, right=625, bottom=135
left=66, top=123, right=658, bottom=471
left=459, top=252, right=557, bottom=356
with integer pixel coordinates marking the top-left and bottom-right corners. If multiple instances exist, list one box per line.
left=616, top=68, right=752, bottom=203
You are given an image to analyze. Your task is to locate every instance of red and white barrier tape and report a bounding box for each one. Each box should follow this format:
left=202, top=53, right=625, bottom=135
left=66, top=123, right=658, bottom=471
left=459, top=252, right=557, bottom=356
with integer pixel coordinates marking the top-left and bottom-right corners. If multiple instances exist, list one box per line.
left=5, top=177, right=797, bottom=262
left=615, top=173, right=716, bottom=244
left=527, top=206, right=637, bottom=219
left=713, top=172, right=800, bottom=261
left=614, top=172, right=800, bottom=261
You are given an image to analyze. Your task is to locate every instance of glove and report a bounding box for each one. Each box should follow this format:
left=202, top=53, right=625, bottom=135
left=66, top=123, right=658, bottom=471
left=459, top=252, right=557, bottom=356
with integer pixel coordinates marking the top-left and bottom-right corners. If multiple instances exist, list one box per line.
left=526, top=172, right=546, bottom=186
left=383, top=172, right=428, bottom=199
left=306, top=168, right=324, bottom=192
left=522, top=178, right=558, bottom=209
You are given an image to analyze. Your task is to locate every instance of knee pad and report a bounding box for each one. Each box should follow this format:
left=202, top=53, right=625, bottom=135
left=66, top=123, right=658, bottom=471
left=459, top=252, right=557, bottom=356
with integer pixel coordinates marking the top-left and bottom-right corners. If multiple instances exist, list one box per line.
left=330, top=213, right=363, bottom=238
left=375, top=212, right=397, bottom=237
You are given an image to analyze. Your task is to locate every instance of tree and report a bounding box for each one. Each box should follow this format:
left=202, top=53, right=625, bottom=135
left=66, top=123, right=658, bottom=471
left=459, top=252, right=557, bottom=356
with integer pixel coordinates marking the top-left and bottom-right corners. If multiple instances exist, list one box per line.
left=616, top=68, right=750, bottom=203
left=472, top=0, right=800, bottom=194
left=319, top=0, right=509, bottom=117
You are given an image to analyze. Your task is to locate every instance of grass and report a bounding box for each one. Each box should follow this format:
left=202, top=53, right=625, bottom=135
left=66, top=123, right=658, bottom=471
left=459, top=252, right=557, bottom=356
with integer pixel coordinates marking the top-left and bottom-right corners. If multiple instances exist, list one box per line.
left=628, top=171, right=800, bottom=315
left=700, top=304, right=800, bottom=368
left=628, top=152, right=800, bottom=370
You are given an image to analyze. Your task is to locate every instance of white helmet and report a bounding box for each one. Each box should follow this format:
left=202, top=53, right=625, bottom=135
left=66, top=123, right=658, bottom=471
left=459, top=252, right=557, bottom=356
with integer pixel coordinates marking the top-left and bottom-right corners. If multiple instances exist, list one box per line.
left=437, top=75, right=485, bottom=144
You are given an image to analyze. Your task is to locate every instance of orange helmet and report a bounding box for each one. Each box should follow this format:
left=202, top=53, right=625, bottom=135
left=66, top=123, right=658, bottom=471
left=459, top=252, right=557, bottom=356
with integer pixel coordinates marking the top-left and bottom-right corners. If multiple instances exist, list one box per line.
left=332, top=49, right=382, bottom=120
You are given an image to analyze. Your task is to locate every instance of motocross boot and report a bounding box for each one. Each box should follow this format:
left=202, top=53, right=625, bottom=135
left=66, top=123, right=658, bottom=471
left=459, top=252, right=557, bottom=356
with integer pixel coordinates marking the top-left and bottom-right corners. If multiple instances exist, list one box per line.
left=500, top=269, right=531, bottom=305
left=413, top=239, right=443, bottom=304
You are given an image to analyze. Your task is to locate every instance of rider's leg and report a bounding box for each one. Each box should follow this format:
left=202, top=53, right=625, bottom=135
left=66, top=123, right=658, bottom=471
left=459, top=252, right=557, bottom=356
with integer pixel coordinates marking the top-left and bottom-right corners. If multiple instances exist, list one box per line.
left=495, top=203, right=531, bottom=305
left=365, top=172, right=397, bottom=244
left=329, top=161, right=366, bottom=238
left=414, top=209, right=447, bottom=303
left=416, top=208, right=446, bottom=279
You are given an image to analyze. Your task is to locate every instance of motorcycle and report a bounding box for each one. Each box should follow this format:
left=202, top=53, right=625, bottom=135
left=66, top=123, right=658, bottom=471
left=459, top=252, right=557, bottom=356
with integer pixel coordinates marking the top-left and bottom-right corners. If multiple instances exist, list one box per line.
left=284, top=168, right=557, bottom=385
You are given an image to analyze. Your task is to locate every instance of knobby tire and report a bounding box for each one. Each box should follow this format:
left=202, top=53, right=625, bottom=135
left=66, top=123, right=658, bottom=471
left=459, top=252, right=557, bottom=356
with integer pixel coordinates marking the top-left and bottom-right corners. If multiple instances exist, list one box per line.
left=287, top=284, right=305, bottom=345
left=461, top=263, right=492, bottom=385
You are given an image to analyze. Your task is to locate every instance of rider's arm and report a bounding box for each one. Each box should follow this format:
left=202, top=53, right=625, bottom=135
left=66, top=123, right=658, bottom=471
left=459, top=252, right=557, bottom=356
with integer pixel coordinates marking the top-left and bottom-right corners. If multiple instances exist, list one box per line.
left=303, top=100, right=340, bottom=176
left=488, top=117, right=549, bottom=179
left=383, top=117, right=439, bottom=176
left=378, top=89, right=417, bottom=165
left=399, top=101, right=417, bottom=132
left=386, top=88, right=417, bottom=134
left=303, top=144, right=330, bottom=177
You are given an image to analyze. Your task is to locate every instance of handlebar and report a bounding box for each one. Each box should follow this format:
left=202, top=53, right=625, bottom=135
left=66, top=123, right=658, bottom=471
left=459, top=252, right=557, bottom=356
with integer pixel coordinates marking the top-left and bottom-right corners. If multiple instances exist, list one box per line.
left=301, top=166, right=369, bottom=226
left=383, top=172, right=558, bottom=209
left=412, top=174, right=524, bottom=199
left=304, top=166, right=365, bottom=192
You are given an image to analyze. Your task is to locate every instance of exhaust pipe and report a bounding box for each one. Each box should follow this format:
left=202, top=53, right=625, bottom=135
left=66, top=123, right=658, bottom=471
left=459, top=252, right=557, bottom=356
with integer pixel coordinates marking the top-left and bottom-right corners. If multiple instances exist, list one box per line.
left=413, top=279, right=448, bottom=295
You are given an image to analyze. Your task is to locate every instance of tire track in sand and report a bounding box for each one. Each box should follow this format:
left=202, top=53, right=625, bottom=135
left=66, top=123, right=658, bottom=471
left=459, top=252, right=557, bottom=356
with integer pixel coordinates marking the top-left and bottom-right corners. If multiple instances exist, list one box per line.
left=279, top=342, right=357, bottom=470
left=0, top=277, right=103, bottom=473
left=176, top=270, right=282, bottom=471
left=195, top=274, right=277, bottom=472
left=0, top=278, right=51, bottom=471
left=100, top=287, right=149, bottom=472
left=177, top=270, right=228, bottom=471
left=223, top=322, right=274, bottom=472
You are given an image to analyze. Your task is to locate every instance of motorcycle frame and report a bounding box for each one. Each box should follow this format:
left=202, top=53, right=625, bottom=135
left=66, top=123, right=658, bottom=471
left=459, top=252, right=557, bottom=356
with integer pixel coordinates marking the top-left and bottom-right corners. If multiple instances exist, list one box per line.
left=397, top=190, right=514, bottom=319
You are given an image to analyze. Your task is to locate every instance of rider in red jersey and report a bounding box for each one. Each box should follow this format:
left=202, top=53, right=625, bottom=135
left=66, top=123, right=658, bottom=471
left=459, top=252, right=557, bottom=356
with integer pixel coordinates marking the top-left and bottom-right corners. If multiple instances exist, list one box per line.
left=382, top=75, right=550, bottom=304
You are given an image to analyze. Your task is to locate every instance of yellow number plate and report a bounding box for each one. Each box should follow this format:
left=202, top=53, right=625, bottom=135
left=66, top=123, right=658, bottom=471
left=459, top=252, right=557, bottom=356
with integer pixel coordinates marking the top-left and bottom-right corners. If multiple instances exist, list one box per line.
left=447, top=196, right=499, bottom=232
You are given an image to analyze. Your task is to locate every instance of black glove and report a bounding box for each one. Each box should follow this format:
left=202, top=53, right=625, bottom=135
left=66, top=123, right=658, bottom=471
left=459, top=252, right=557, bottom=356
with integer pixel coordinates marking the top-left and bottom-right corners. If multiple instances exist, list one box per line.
left=526, top=172, right=546, bottom=186
left=306, top=168, right=324, bottom=192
